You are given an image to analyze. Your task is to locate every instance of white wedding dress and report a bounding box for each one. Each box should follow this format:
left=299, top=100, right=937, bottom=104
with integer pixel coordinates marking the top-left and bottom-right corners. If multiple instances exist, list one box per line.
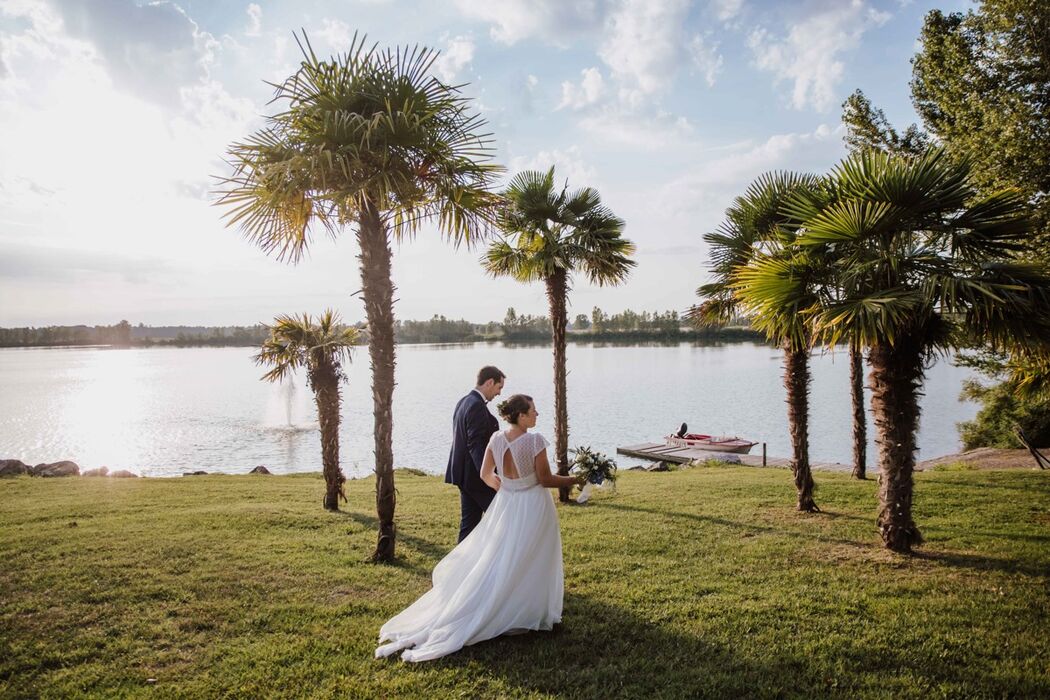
left=375, top=430, right=564, bottom=662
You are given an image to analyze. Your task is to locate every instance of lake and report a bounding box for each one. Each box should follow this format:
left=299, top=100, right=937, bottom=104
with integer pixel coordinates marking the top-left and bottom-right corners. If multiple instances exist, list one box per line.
left=0, top=342, right=979, bottom=477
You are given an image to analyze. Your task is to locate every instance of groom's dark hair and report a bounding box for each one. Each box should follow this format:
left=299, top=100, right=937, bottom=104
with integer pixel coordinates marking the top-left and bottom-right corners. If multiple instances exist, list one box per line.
left=476, top=366, right=505, bottom=386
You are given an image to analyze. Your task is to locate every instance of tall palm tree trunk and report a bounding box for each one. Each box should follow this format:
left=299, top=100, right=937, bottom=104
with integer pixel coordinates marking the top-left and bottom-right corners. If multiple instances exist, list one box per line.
left=784, top=343, right=819, bottom=512
left=850, top=342, right=867, bottom=480
left=314, top=364, right=345, bottom=511
left=359, top=204, right=397, bottom=562
left=869, top=340, right=924, bottom=552
left=545, top=269, right=571, bottom=502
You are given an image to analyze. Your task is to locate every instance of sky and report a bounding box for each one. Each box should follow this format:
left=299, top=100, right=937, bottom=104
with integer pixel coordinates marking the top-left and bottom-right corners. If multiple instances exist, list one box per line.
left=0, top=0, right=971, bottom=327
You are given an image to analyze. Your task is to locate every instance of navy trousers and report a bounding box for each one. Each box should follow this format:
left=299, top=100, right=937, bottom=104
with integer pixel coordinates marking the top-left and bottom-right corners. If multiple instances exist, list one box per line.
left=458, top=486, right=495, bottom=543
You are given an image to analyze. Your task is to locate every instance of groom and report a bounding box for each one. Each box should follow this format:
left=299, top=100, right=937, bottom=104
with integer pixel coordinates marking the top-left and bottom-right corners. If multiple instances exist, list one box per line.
left=445, top=366, right=505, bottom=543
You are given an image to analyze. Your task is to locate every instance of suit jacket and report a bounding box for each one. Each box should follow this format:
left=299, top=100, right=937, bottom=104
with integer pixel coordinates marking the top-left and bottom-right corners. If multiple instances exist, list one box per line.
left=445, top=390, right=499, bottom=496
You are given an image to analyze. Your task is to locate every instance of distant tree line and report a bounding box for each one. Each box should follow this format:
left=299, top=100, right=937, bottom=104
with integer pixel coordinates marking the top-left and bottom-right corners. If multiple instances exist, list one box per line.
left=0, top=308, right=763, bottom=348
left=506, top=306, right=761, bottom=342
left=394, top=316, right=485, bottom=344
left=0, top=322, right=272, bottom=348
left=0, top=321, right=132, bottom=347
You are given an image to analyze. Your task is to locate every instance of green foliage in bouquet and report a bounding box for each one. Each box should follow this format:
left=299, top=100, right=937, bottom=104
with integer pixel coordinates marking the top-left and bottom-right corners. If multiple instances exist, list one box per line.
left=570, top=446, right=618, bottom=485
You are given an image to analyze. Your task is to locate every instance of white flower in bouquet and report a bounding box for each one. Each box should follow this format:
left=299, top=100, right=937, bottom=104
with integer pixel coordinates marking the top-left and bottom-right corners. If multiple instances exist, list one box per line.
left=570, top=446, right=617, bottom=503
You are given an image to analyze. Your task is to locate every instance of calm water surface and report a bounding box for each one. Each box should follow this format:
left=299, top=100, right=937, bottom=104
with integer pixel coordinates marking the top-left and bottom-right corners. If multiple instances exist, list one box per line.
left=0, top=343, right=979, bottom=477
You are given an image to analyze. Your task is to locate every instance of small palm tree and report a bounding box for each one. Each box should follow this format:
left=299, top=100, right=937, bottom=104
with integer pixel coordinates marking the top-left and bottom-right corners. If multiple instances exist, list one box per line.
left=485, top=167, right=635, bottom=501
left=255, top=310, right=358, bottom=511
left=788, top=147, right=1050, bottom=552
left=217, top=32, right=502, bottom=562
left=689, top=172, right=823, bottom=512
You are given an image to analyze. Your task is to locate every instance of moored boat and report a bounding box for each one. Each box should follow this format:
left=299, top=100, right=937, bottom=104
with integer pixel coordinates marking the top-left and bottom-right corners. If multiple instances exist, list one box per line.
left=664, top=433, right=757, bottom=453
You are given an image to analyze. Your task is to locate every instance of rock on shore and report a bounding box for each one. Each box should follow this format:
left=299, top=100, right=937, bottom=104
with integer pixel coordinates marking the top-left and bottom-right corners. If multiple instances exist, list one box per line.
left=32, top=461, right=80, bottom=478
left=0, top=459, right=30, bottom=477
left=2, top=460, right=139, bottom=478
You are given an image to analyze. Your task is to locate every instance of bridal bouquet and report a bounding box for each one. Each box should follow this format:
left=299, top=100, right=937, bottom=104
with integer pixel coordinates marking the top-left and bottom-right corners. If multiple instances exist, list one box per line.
left=570, top=446, right=617, bottom=503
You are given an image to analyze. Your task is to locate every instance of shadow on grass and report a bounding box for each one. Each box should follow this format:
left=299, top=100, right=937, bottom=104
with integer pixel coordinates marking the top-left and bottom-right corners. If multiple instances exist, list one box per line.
left=922, top=524, right=1050, bottom=545
left=386, top=592, right=822, bottom=698
left=909, top=549, right=1050, bottom=577
left=602, top=503, right=1049, bottom=578
left=814, top=510, right=869, bottom=522
left=600, top=501, right=875, bottom=550
left=340, top=510, right=450, bottom=578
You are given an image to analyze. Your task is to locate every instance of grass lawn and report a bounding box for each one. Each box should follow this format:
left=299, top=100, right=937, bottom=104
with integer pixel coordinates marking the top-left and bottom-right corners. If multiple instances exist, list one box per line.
left=2, top=465, right=1048, bottom=698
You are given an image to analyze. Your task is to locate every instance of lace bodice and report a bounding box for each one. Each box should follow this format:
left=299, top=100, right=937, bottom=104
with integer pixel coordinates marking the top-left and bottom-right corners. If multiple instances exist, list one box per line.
left=487, top=431, right=549, bottom=489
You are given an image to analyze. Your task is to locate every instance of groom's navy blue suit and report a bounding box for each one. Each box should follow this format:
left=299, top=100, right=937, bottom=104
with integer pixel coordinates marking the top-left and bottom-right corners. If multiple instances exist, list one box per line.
left=445, top=390, right=499, bottom=542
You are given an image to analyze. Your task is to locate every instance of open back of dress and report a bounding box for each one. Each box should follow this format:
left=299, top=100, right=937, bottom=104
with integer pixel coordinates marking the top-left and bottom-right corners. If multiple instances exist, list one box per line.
left=489, top=431, right=546, bottom=488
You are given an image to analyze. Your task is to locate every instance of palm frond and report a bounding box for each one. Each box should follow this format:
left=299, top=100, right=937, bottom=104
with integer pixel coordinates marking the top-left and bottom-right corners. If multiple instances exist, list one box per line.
left=732, top=253, right=819, bottom=350
left=685, top=296, right=737, bottom=328
left=483, top=238, right=544, bottom=283
left=795, top=200, right=904, bottom=245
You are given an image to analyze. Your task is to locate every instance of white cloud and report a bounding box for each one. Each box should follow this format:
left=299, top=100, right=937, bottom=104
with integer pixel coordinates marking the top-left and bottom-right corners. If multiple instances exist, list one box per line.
left=0, top=241, right=174, bottom=282
left=433, top=35, right=475, bottom=83
left=43, top=0, right=219, bottom=109
left=656, top=123, right=845, bottom=226
left=749, top=1, right=892, bottom=111
left=508, top=146, right=597, bottom=187
left=594, top=0, right=720, bottom=105
left=598, top=0, right=691, bottom=99
left=454, top=0, right=607, bottom=45
left=316, top=17, right=354, bottom=49
left=577, top=109, right=696, bottom=150
left=711, top=0, right=743, bottom=22
left=557, top=67, right=605, bottom=111
left=245, top=3, right=262, bottom=37
left=689, top=33, right=723, bottom=87
left=457, top=0, right=716, bottom=107
left=527, top=74, right=538, bottom=89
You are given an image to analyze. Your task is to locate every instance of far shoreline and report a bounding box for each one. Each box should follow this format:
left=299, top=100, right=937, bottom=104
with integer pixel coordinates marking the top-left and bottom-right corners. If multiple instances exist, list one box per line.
left=4, top=448, right=1042, bottom=481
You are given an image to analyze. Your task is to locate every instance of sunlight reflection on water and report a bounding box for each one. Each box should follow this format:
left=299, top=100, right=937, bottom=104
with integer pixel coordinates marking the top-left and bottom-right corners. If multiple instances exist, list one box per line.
left=0, top=343, right=979, bottom=477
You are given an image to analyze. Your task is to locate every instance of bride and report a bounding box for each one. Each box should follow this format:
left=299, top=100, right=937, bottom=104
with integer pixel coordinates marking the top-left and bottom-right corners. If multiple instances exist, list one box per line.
left=375, top=393, right=585, bottom=662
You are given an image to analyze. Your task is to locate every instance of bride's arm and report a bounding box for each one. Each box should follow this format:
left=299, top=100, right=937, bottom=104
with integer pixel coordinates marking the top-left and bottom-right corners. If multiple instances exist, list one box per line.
left=534, top=449, right=585, bottom=489
left=480, top=447, right=501, bottom=491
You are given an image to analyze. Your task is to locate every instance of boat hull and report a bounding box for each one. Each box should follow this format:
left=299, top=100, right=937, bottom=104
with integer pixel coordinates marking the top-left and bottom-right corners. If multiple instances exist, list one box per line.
left=664, top=435, right=757, bottom=453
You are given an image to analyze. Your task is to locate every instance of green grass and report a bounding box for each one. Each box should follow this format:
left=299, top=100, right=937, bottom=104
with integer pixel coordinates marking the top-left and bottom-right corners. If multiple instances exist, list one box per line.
left=928, top=461, right=978, bottom=472
left=2, top=467, right=1049, bottom=699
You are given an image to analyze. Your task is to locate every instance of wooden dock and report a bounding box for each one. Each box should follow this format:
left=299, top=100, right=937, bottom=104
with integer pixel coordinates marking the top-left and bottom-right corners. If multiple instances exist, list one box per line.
left=616, top=442, right=851, bottom=472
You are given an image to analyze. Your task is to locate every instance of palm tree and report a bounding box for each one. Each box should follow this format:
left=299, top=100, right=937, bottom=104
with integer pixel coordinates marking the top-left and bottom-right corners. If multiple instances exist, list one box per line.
left=485, top=167, right=635, bottom=501
left=216, top=33, right=502, bottom=562
left=787, top=147, right=1050, bottom=552
left=255, top=311, right=358, bottom=510
left=688, top=172, right=823, bottom=512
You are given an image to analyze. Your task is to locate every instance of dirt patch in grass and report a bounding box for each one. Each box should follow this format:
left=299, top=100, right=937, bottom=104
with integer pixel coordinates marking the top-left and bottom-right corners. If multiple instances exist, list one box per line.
left=917, top=447, right=1043, bottom=471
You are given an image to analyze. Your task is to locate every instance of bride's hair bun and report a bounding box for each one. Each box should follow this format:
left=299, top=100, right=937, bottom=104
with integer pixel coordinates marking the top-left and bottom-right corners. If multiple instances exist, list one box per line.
left=497, top=394, right=533, bottom=424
